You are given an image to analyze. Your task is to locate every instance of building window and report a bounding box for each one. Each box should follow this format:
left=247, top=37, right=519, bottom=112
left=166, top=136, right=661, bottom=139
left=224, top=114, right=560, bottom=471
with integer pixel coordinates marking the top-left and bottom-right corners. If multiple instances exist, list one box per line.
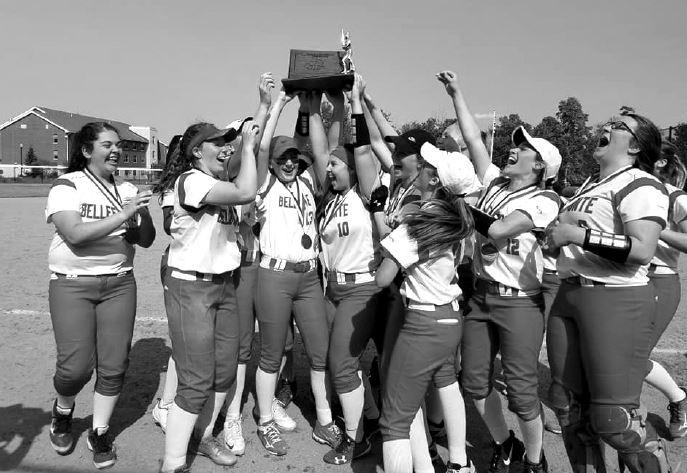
left=53, top=134, right=58, bottom=144
left=20, top=124, right=27, bottom=129
left=45, top=124, right=49, bottom=130
left=124, top=170, right=130, bottom=177
left=124, top=155, right=129, bottom=163
left=53, top=150, right=59, bottom=161
left=132, top=155, right=137, bottom=164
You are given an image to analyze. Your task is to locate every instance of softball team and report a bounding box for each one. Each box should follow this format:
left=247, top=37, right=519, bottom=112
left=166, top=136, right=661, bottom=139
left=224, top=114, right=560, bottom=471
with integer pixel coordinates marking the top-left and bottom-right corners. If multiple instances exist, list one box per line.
left=44, top=69, right=683, bottom=473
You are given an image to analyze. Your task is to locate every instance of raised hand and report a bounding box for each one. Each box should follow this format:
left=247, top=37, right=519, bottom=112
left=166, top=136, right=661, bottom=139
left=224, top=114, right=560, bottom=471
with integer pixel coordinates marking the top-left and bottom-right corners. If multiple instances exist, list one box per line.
left=436, top=70, right=460, bottom=97
left=258, top=72, right=275, bottom=107
left=241, top=120, right=261, bottom=152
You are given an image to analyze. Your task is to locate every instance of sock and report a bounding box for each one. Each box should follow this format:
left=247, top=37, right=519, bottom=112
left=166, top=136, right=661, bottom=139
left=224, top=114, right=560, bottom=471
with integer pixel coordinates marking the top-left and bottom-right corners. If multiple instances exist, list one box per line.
left=383, top=439, right=413, bottom=473
left=311, top=370, right=332, bottom=424
left=340, top=383, right=365, bottom=440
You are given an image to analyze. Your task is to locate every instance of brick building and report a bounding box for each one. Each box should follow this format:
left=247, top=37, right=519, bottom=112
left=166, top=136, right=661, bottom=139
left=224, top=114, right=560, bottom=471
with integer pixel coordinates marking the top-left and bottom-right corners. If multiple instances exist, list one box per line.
left=0, top=106, right=157, bottom=179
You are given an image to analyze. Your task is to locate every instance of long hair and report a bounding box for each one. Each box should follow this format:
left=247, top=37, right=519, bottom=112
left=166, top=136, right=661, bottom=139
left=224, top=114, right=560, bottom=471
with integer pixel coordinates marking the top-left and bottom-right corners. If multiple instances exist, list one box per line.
left=67, top=122, right=120, bottom=173
left=620, top=111, right=662, bottom=174
left=152, top=135, right=183, bottom=199
left=158, top=123, right=207, bottom=193
left=655, top=141, right=687, bottom=188
left=404, top=188, right=474, bottom=258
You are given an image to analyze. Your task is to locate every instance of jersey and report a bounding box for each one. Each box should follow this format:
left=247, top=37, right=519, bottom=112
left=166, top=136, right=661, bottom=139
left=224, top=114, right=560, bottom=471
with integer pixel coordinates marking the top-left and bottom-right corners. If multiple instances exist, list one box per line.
left=319, top=185, right=380, bottom=274
left=461, top=163, right=501, bottom=263
left=651, top=183, right=687, bottom=273
left=161, top=189, right=174, bottom=208
left=258, top=171, right=317, bottom=262
left=473, top=170, right=559, bottom=292
left=381, top=223, right=462, bottom=305
left=46, top=170, right=138, bottom=275
left=237, top=202, right=260, bottom=253
left=384, top=178, right=422, bottom=229
left=167, top=168, right=241, bottom=274
left=557, top=166, right=669, bottom=285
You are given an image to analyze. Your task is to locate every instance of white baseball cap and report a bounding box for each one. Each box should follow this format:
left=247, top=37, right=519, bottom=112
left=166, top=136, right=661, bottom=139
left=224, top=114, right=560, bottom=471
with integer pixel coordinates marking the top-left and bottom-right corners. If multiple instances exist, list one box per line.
left=511, top=126, right=562, bottom=181
left=420, top=142, right=476, bottom=194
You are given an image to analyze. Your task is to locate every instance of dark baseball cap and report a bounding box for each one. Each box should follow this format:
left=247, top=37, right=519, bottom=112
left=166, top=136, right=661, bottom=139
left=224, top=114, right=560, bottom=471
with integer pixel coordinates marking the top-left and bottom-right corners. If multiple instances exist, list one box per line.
left=385, top=129, right=436, bottom=158
left=186, top=123, right=241, bottom=154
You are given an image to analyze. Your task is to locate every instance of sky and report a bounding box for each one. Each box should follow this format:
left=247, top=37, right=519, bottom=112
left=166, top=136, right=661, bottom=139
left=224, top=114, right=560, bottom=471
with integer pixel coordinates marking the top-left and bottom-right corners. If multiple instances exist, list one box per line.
left=1, top=0, right=686, bottom=143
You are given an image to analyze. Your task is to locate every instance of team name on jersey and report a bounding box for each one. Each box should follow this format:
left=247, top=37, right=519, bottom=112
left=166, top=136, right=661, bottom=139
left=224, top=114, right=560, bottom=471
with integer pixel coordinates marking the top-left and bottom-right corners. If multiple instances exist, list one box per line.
left=80, top=203, right=118, bottom=219
left=565, top=196, right=599, bottom=215
left=278, top=194, right=315, bottom=225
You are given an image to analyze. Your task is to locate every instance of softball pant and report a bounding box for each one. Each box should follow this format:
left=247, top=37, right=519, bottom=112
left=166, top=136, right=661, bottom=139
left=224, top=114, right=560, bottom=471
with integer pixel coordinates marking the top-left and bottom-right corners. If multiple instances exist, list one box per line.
left=49, top=272, right=137, bottom=397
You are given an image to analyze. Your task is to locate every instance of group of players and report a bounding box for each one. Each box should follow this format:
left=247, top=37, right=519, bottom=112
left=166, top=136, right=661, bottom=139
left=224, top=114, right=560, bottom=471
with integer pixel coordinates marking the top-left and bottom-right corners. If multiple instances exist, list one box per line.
left=44, top=68, right=687, bottom=473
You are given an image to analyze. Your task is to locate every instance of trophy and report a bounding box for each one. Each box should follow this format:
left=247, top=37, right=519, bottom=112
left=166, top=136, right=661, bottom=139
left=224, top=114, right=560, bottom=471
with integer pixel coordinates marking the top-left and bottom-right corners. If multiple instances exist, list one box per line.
left=282, top=30, right=356, bottom=92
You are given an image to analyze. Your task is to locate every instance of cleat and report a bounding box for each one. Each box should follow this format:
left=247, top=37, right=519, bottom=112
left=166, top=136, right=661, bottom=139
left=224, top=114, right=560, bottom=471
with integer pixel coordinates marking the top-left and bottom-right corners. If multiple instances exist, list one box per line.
left=223, top=415, right=245, bottom=456
left=275, top=377, right=296, bottom=407
left=323, top=435, right=371, bottom=465
left=257, top=420, right=287, bottom=456
left=86, top=427, right=116, bottom=470
left=489, top=430, right=525, bottom=472
left=151, top=398, right=170, bottom=433
left=49, top=399, right=74, bottom=455
left=312, top=420, right=342, bottom=449
left=523, top=452, right=548, bottom=473
left=668, top=388, right=687, bottom=439
left=446, top=459, right=476, bottom=473
left=193, top=435, right=237, bottom=466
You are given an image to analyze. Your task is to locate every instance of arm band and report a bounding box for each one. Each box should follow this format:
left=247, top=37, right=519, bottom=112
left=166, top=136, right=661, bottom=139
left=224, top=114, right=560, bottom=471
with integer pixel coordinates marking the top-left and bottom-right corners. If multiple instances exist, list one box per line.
left=469, top=206, right=497, bottom=237
left=351, top=113, right=371, bottom=148
left=582, top=228, right=632, bottom=263
left=295, top=111, right=309, bottom=136
left=369, top=185, right=389, bottom=213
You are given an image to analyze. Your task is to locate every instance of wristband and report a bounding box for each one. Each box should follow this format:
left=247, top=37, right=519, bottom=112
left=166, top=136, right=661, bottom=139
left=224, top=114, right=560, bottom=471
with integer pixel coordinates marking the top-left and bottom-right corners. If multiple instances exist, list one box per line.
left=469, top=206, right=497, bottom=237
left=369, top=185, right=389, bottom=213
left=295, top=111, right=309, bottom=136
left=351, top=114, right=371, bottom=148
left=582, top=228, right=632, bottom=263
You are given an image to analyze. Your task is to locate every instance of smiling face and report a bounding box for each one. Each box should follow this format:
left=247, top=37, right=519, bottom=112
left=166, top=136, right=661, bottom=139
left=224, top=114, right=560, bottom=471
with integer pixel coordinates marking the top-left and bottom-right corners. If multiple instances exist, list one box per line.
left=84, top=129, right=122, bottom=179
left=193, top=137, right=235, bottom=178
left=393, top=152, right=421, bottom=184
left=502, top=143, right=542, bottom=180
left=271, top=149, right=300, bottom=183
left=326, top=154, right=354, bottom=192
left=593, top=115, right=639, bottom=164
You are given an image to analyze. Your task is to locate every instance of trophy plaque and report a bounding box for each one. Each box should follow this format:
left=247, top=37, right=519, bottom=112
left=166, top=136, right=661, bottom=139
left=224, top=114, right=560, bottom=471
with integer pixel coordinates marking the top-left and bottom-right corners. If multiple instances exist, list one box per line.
left=282, top=31, right=356, bottom=92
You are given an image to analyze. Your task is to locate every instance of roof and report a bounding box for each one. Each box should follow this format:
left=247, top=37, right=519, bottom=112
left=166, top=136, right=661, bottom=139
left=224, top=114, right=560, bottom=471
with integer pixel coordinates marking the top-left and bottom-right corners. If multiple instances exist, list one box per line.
left=0, top=106, right=148, bottom=143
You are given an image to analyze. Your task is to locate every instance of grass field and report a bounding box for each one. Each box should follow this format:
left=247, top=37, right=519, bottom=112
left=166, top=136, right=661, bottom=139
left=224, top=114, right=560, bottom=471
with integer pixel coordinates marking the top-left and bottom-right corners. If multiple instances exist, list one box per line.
left=0, top=196, right=685, bottom=472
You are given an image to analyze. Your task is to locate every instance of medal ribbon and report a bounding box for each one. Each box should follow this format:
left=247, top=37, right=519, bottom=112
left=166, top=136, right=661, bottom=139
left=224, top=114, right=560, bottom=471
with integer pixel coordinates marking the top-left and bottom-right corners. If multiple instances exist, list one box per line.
left=561, top=165, right=632, bottom=211
left=283, top=178, right=309, bottom=235
left=83, top=168, right=124, bottom=211
left=479, top=182, right=539, bottom=215
left=320, top=187, right=352, bottom=235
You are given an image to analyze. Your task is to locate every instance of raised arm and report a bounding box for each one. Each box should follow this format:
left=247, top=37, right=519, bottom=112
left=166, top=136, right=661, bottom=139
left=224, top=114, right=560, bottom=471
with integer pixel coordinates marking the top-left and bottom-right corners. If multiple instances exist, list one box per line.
left=364, top=89, right=398, bottom=141
left=363, top=100, right=393, bottom=172
left=308, top=91, right=330, bottom=186
left=205, top=121, right=259, bottom=205
left=257, top=88, right=295, bottom=184
left=436, top=71, right=491, bottom=181
left=351, top=74, right=381, bottom=198
left=326, top=90, right=345, bottom=153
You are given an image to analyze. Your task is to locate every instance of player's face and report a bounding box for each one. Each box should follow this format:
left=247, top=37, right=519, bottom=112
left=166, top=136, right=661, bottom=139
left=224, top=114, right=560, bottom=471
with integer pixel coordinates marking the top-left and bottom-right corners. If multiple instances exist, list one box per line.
left=194, top=138, right=235, bottom=179
left=326, top=155, right=353, bottom=192
left=593, top=116, right=638, bottom=163
left=502, top=143, right=539, bottom=179
left=415, top=164, right=439, bottom=193
left=85, top=130, right=122, bottom=178
left=271, top=150, right=299, bottom=183
left=393, top=152, right=420, bottom=184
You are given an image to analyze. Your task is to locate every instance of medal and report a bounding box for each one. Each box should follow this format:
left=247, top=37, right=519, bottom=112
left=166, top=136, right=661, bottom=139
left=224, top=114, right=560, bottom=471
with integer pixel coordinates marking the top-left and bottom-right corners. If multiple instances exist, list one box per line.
left=301, top=234, right=313, bottom=249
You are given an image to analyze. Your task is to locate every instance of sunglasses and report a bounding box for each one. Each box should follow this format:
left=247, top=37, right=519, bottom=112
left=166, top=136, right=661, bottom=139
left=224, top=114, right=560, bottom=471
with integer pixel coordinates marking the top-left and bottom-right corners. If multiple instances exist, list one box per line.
left=604, top=121, right=638, bottom=142
left=274, top=155, right=299, bottom=165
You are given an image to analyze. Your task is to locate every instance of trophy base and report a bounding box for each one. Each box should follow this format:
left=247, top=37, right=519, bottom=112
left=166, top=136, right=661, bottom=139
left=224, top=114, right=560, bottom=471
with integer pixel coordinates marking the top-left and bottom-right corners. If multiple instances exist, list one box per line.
left=282, top=74, right=354, bottom=92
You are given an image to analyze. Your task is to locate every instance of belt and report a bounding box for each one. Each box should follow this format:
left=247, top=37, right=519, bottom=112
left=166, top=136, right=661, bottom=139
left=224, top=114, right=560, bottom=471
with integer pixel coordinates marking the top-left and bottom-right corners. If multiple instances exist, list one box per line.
left=51, top=270, right=132, bottom=279
left=543, top=268, right=557, bottom=275
left=477, top=278, right=539, bottom=297
left=170, top=269, right=233, bottom=283
left=404, top=298, right=461, bottom=312
left=260, top=255, right=317, bottom=273
left=241, top=250, right=260, bottom=267
left=325, top=270, right=375, bottom=284
left=563, top=276, right=647, bottom=288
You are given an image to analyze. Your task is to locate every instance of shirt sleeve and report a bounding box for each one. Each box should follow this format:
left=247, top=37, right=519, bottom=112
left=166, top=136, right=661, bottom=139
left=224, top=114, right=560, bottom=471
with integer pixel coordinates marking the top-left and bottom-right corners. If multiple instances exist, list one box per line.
left=672, top=192, right=687, bottom=224
left=381, top=224, right=419, bottom=269
left=177, top=170, right=218, bottom=210
left=161, top=189, right=175, bottom=208
left=616, top=178, right=669, bottom=228
left=516, top=191, right=560, bottom=228
left=45, top=178, right=80, bottom=222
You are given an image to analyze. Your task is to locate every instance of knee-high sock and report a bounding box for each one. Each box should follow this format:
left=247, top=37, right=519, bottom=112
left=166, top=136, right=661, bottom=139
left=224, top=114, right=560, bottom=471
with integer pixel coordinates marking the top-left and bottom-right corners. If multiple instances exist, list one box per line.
left=474, top=389, right=509, bottom=444
left=226, top=363, right=247, bottom=419
left=409, top=407, right=434, bottom=473
left=439, top=383, right=468, bottom=465
left=161, top=356, right=178, bottom=406
left=383, top=439, right=413, bottom=473
left=645, top=360, right=686, bottom=403
left=340, top=381, right=365, bottom=441
left=92, top=393, right=119, bottom=430
left=518, top=412, right=543, bottom=463
left=311, top=369, right=332, bottom=425
left=195, top=391, right=228, bottom=440
left=255, top=367, right=278, bottom=424
left=162, top=402, right=198, bottom=471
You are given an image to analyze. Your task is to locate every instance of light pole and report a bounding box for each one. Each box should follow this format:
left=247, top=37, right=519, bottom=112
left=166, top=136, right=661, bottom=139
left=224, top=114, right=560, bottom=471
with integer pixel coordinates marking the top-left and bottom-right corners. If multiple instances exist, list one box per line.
left=19, top=143, right=23, bottom=176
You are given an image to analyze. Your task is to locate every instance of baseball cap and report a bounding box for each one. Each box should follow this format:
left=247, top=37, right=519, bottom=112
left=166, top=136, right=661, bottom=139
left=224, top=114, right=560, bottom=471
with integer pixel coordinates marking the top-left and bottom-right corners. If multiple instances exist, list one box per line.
left=225, top=116, right=252, bottom=134
left=186, top=123, right=240, bottom=154
left=420, top=142, right=477, bottom=194
left=511, top=126, right=562, bottom=181
left=385, top=129, right=436, bottom=158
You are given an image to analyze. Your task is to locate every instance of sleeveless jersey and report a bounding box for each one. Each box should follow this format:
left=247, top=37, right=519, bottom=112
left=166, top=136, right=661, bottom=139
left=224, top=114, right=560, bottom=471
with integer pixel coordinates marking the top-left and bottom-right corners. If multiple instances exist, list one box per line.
left=319, top=185, right=380, bottom=274
left=651, top=183, right=687, bottom=273
left=473, top=172, right=559, bottom=292
left=46, top=170, right=139, bottom=275
left=381, top=223, right=462, bottom=305
left=258, top=171, right=317, bottom=262
left=168, top=168, right=241, bottom=274
left=557, top=166, right=668, bottom=284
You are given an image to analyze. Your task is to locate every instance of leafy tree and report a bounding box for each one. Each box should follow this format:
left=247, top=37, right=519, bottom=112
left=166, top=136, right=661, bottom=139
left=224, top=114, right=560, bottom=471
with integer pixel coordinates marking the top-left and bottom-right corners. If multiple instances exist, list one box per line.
left=25, top=146, right=37, bottom=166
left=399, top=116, right=454, bottom=142
left=555, top=97, right=595, bottom=185
left=672, top=123, right=687, bottom=165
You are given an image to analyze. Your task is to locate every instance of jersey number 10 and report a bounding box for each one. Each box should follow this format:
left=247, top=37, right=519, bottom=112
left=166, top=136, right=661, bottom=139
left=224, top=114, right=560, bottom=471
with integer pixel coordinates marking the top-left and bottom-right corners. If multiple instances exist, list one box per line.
left=337, top=221, right=350, bottom=237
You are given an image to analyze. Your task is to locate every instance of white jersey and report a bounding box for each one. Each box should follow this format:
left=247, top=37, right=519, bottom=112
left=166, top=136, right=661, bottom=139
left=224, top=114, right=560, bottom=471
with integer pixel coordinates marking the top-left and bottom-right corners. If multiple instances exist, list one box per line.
left=237, top=202, right=260, bottom=253
left=384, top=178, right=422, bottom=229
left=319, top=185, right=380, bottom=274
left=382, top=223, right=462, bottom=305
left=473, top=170, right=559, bottom=292
left=651, top=183, right=687, bottom=274
left=258, top=171, right=318, bottom=262
left=46, top=170, right=138, bottom=275
left=168, top=168, right=241, bottom=274
left=557, top=166, right=669, bottom=285
left=161, top=189, right=174, bottom=208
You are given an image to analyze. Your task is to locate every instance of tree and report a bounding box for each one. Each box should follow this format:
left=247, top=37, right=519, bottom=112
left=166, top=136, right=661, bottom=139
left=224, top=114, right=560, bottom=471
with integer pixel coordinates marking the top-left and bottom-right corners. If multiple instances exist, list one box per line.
left=24, top=147, right=42, bottom=178
left=399, top=116, right=454, bottom=142
left=532, top=116, right=563, bottom=145
left=555, top=97, right=595, bottom=185
left=673, top=123, right=687, bottom=166
left=492, top=114, right=531, bottom=168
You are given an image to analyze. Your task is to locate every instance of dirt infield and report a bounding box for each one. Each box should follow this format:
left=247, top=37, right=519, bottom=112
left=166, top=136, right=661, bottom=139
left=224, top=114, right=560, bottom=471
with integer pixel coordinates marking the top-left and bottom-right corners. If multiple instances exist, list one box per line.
left=1, top=197, right=685, bottom=473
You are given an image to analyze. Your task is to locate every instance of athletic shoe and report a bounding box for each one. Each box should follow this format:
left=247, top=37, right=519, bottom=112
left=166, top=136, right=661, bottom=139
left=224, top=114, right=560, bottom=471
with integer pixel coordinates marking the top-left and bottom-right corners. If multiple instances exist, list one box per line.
left=488, top=430, right=525, bottom=472
left=158, top=463, right=190, bottom=473
left=257, top=420, right=288, bottom=456
left=544, top=418, right=562, bottom=435
left=446, top=459, right=476, bottom=473
left=668, top=388, right=687, bottom=439
left=323, top=435, right=371, bottom=465
left=272, top=399, right=297, bottom=432
left=312, top=420, right=342, bottom=449
left=223, top=415, right=245, bottom=456
left=523, top=452, right=548, bottom=473
left=49, top=400, right=74, bottom=455
left=193, top=435, right=237, bottom=466
left=86, top=427, right=116, bottom=470
left=645, top=438, right=673, bottom=473
left=275, top=377, right=296, bottom=407
left=152, top=398, right=169, bottom=433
